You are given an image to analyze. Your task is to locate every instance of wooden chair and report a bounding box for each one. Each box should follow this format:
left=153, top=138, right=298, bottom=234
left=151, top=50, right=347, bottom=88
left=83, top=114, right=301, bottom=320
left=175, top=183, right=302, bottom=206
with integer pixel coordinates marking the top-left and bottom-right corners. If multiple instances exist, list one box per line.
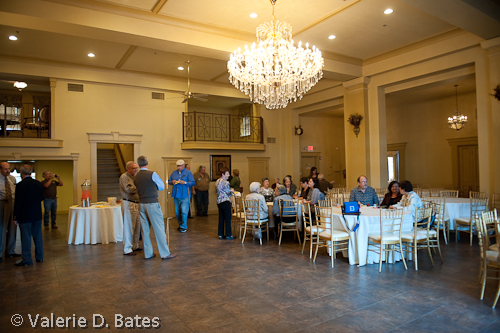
left=377, top=194, right=385, bottom=206
left=241, top=199, right=269, bottom=245
left=431, top=201, right=446, bottom=255
left=368, top=208, right=408, bottom=272
left=482, top=209, right=499, bottom=249
left=470, top=191, right=487, bottom=199
left=455, top=197, right=489, bottom=246
left=313, top=206, right=349, bottom=268
left=318, top=199, right=331, bottom=207
left=401, top=207, right=441, bottom=270
left=493, top=193, right=500, bottom=212
left=429, top=188, right=442, bottom=197
left=440, top=190, right=459, bottom=198
left=476, top=212, right=500, bottom=308
left=434, top=197, right=450, bottom=244
left=413, top=188, right=423, bottom=197
left=230, top=195, right=245, bottom=238
left=278, top=199, right=301, bottom=245
left=301, top=202, right=319, bottom=259
left=23, top=105, right=50, bottom=138
left=328, top=195, right=344, bottom=207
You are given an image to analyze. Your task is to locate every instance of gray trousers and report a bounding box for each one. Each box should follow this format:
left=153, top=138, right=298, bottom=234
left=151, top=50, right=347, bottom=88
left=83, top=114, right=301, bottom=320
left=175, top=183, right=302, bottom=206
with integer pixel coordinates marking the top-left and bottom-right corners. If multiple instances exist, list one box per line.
left=0, top=200, right=16, bottom=257
left=122, top=200, right=142, bottom=254
left=139, top=202, right=171, bottom=259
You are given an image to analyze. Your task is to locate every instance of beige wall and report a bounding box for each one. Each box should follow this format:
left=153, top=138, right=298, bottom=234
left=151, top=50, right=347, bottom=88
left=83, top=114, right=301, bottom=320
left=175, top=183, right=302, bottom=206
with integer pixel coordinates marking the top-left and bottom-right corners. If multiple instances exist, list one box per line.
left=386, top=91, right=478, bottom=187
left=35, top=160, right=74, bottom=214
left=299, top=115, right=346, bottom=186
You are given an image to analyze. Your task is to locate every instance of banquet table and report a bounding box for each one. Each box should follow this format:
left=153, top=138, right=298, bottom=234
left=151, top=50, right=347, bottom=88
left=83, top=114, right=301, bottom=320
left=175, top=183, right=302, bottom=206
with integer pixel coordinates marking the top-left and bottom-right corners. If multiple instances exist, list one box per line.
left=330, top=206, right=413, bottom=266
left=424, top=197, right=470, bottom=230
left=67, top=204, right=123, bottom=245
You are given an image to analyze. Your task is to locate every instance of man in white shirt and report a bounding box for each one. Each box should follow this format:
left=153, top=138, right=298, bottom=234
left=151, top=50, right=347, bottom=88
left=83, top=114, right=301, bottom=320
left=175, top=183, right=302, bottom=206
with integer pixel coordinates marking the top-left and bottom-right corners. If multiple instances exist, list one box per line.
left=0, top=162, right=19, bottom=261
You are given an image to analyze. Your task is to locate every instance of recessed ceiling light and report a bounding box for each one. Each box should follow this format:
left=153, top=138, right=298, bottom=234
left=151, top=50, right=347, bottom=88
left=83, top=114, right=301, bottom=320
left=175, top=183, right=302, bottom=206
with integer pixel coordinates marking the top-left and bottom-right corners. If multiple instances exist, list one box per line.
left=384, top=8, right=393, bottom=14
left=88, top=53, right=95, bottom=57
left=178, top=66, right=184, bottom=70
left=9, top=35, right=18, bottom=41
left=250, top=13, right=258, bottom=18
left=328, top=35, right=336, bottom=40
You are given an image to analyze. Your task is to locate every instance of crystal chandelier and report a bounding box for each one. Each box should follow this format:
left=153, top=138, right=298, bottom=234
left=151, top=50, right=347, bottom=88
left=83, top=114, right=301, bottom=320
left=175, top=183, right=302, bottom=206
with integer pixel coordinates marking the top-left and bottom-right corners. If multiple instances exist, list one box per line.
left=13, top=81, right=27, bottom=91
left=448, top=85, right=468, bottom=131
left=227, top=0, right=324, bottom=109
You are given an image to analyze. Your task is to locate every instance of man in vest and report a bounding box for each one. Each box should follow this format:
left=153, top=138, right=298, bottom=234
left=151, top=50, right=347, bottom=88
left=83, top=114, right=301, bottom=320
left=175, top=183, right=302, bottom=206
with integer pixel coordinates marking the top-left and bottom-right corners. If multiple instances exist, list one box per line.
left=168, top=159, right=195, bottom=233
left=120, top=161, right=142, bottom=256
left=134, top=156, right=176, bottom=260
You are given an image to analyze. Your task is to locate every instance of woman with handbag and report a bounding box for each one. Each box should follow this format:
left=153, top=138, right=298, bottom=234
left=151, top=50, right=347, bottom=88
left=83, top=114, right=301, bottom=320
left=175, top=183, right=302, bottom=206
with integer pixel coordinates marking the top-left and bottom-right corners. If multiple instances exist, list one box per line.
left=215, top=167, right=235, bottom=240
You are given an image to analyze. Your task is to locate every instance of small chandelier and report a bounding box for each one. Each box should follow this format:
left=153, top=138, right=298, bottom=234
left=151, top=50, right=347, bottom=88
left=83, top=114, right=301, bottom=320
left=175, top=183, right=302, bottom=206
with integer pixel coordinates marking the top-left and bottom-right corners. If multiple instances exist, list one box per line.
left=448, top=85, right=468, bottom=131
left=227, top=0, right=324, bottom=109
left=13, top=81, right=27, bottom=91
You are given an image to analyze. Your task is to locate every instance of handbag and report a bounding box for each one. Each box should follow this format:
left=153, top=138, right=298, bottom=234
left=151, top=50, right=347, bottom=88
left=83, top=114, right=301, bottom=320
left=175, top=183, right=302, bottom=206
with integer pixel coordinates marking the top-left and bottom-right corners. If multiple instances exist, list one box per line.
left=342, top=201, right=360, bottom=232
left=252, top=226, right=262, bottom=239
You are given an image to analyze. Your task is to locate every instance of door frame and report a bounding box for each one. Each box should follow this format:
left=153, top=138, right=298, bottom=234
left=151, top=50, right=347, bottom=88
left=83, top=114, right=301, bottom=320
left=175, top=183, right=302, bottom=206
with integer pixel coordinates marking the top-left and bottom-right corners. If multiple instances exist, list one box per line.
left=447, top=136, right=478, bottom=190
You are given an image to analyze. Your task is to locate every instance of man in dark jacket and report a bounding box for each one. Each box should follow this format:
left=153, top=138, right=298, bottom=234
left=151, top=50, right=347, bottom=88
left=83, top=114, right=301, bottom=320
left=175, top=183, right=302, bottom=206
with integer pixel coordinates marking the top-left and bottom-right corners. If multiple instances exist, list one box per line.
left=13, top=164, right=44, bottom=266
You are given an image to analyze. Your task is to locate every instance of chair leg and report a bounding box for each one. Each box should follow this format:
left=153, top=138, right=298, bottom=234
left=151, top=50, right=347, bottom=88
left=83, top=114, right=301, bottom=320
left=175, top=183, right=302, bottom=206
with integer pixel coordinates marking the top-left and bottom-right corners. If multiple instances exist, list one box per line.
left=313, top=238, right=320, bottom=262
left=456, top=228, right=459, bottom=242
left=400, top=242, right=408, bottom=270
left=278, top=225, right=283, bottom=245
left=470, top=223, right=473, bottom=246
left=309, top=233, right=314, bottom=259
left=296, top=229, right=302, bottom=245
left=331, top=242, right=334, bottom=268
left=379, top=244, right=383, bottom=272
left=414, top=243, right=418, bottom=271
left=446, top=222, right=450, bottom=244
left=492, top=282, right=500, bottom=309
left=427, top=240, right=434, bottom=266
left=480, top=263, right=488, bottom=300
left=301, top=232, right=307, bottom=253
left=241, top=223, right=247, bottom=244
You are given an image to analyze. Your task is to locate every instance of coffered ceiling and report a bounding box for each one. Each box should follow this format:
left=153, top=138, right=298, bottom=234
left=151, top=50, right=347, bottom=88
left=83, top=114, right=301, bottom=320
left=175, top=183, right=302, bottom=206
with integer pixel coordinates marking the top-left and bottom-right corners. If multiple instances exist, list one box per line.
left=0, top=0, right=498, bottom=107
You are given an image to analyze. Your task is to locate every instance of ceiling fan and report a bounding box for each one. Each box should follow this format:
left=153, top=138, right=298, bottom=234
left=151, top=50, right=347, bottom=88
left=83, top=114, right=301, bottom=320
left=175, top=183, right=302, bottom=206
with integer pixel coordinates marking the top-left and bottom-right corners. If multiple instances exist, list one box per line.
left=180, top=60, right=207, bottom=103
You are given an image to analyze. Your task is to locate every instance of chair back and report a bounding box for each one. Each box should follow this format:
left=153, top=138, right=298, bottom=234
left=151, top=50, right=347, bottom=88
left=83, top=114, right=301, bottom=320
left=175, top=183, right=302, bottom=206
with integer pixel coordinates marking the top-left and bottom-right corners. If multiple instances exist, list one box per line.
left=440, top=190, right=458, bottom=198
left=379, top=208, right=405, bottom=243
left=413, top=188, right=423, bottom=197
left=429, top=188, right=442, bottom=197
left=328, top=195, right=344, bottom=207
left=470, top=191, right=487, bottom=199
left=414, top=207, right=433, bottom=231
left=231, top=195, right=243, bottom=217
left=377, top=194, right=384, bottom=206
left=493, top=193, right=500, bottom=211
left=314, top=205, right=333, bottom=231
left=476, top=212, right=488, bottom=260
left=470, top=197, right=489, bottom=221
left=39, top=106, right=50, bottom=123
left=481, top=209, right=499, bottom=245
left=279, top=199, right=298, bottom=224
left=301, top=202, right=313, bottom=230
left=432, top=201, right=444, bottom=233
left=318, top=199, right=331, bottom=207
left=242, top=199, right=265, bottom=226
left=422, top=200, right=433, bottom=209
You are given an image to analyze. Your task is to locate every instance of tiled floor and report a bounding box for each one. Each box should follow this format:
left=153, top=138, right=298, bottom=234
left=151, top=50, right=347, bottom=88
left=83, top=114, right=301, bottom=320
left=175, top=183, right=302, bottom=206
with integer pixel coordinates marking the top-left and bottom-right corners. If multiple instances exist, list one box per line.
left=1, top=213, right=499, bottom=332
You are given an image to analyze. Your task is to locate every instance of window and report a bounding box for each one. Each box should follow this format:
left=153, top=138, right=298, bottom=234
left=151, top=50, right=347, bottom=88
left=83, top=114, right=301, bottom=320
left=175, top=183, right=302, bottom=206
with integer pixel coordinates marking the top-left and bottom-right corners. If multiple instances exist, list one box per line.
left=10, top=170, right=36, bottom=183
left=0, top=104, right=21, bottom=131
left=387, top=151, right=399, bottom=182
left=240, top=116, right=250, bottom=137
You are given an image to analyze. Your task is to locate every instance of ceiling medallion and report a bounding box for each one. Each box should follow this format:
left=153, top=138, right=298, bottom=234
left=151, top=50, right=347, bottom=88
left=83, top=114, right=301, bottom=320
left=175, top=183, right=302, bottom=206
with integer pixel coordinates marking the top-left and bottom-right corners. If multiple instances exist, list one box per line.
left=227, top=0, right=324, bottom=109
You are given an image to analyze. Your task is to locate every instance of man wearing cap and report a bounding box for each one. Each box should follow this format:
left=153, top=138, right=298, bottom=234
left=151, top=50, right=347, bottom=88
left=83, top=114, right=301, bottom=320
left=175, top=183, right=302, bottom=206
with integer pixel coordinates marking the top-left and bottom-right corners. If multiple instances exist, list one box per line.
left=168, top=160, right=195, bottom=233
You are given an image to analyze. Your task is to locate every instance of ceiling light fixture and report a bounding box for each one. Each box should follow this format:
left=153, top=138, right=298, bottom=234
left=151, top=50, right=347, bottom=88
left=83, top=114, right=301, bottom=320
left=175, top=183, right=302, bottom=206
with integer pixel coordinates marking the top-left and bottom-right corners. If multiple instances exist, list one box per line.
left=88, top=53, right=95, bottom=57
left=9, top=35, right=18, bottom=41
left=328, top=35, right=336, bottom=40
left=227, top=0, right=324, bottom=109
left=448, top=85, right=468, bottom=131
left=250, top=13, right=258, bottom=18
left=14, top=81, right=27, bottom=91
left=384, top=8, right=393, bottom=14
left=178, top=66, right=184, bottom=70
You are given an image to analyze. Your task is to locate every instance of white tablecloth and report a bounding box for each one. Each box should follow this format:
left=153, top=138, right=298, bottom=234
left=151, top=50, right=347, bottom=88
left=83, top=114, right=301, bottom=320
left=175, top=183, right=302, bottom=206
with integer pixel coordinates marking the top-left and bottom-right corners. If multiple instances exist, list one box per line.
left=425, top=197, right=470, bottom=230
left=331, top=207, right=413, bottom=266
left=67, top=205, right=123, bottom=245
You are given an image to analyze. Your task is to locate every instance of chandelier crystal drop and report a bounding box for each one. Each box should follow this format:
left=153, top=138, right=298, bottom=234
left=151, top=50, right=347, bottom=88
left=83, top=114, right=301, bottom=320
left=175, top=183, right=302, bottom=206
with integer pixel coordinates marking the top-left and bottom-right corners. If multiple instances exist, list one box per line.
left=448, top=85, right=468, bottom=131
left=227, top=0, right=324, bottom=109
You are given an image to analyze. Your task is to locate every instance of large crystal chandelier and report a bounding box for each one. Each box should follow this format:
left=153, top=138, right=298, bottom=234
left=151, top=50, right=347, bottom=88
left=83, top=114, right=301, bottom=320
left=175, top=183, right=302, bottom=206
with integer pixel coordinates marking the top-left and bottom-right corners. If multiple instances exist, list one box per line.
left=227, top=0, right=324, bottom=109
left=448, top=85, right=468, bottom=131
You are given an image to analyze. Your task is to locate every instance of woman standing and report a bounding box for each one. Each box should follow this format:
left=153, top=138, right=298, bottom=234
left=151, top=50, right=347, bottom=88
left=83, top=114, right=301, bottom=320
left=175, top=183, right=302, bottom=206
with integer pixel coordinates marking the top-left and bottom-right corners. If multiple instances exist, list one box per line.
left=215, top=167, right=235, bottom=240
left=229, top=169, right=241, bottom=192
left=309, top=167, right=319, bottom=181
left=381, top=181, right=402, bottom=207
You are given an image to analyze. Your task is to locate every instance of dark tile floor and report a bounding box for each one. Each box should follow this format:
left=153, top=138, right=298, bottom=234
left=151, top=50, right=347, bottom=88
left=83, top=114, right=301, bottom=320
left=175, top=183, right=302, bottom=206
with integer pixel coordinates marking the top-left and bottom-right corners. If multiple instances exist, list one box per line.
left=1, top=213, right=499, bottom=332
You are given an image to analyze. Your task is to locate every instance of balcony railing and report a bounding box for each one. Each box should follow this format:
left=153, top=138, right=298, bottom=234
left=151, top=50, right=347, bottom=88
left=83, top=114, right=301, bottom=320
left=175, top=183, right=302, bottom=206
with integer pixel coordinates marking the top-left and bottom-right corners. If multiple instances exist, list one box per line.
left=182, top=111, right=263, bottom=144
left=0, top=103, right=50, bottom=138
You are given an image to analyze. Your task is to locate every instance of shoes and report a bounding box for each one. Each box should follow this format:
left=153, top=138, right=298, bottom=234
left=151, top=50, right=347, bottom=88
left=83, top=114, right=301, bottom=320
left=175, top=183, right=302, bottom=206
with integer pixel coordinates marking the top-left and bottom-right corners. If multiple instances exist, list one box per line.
left=45, top=226, right=49, bottom=230
left=145, top=254, right=156, bottom=260
left=52, top=224, right=58, bottom=229
left=179, top=228, right=187, bottom=233
left=218, top=236, right=225, bottom=239
left=7, top=253, right=21, bottom=258
left=0, top=257, right=3, bottom=262
left=133, top=248, right=143, bottom=252
left=123, top=252, right=136, bottom=256
left=36, top=259, right=43, bottom=262
left=162, top=254, right=177, bottom=260
left=226, top=236, right=236, bottom=240
left=15, top=260, right=32, bottom=266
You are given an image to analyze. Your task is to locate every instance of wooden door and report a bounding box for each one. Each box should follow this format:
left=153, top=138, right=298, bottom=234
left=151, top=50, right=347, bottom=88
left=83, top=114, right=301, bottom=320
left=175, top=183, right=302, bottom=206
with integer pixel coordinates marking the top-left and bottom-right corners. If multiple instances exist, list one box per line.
left=458, top=145, right=479, bottom=192
left=301, top=155, right=318, bottom=178
left=248, top=158, right=269, bottom=188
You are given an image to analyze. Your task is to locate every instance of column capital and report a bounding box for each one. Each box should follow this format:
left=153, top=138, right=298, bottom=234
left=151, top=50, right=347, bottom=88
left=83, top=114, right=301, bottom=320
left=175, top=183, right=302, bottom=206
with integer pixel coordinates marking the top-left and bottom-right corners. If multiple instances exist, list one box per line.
left=343, top=76, right=371, bottom=90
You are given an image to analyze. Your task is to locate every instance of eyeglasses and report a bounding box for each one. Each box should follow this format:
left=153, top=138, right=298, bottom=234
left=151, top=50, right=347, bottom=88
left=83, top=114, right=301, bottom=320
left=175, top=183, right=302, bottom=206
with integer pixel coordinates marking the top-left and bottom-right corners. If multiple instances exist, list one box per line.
left=360, top=181, right=367, bottom=184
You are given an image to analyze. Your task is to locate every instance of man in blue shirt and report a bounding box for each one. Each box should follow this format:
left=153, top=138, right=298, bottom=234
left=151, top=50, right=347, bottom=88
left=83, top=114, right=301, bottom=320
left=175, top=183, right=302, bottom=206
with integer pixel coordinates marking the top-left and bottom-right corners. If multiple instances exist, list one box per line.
left=349, top=175, right=379, bottom=206
left=168, top=160, right=195, bottom=233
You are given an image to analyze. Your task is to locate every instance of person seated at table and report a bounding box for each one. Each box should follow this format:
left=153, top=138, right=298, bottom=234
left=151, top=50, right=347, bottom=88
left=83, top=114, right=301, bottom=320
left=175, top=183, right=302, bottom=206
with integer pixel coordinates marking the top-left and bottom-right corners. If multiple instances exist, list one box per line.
left=317, top=174, right=335, bottom=193
left=245, top=182, right=268, bottom=220
left=306, top=177, right=325, bottom=206
left=229, top=169, right=241, bottom=192
left=349, top=175, right=379, bottom=206
left=272, top=185, right=293, bottom=217
left=380, top=181, right=402, bottom=208
left=294, top=177, right=310, bottom=200
left=271, top=177, right=280, bottom=190
left=309, top=167, right=319, bottom=182
left=391, top=180, right=423, bottom=222
left=260, top=177, right=275, bottom=202
left=283, top=176, right=297, bottom=196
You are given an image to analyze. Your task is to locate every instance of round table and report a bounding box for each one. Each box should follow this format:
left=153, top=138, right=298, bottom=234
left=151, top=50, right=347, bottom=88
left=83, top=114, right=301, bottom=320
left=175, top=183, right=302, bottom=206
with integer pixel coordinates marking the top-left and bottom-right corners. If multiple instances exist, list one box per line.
left=67, top=205, right=123, bottom=245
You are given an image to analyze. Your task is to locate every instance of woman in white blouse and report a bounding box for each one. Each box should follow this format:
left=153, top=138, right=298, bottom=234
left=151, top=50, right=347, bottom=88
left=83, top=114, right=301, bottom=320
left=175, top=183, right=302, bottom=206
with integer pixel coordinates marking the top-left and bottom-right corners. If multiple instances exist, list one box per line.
left=391, top=180, right=423, bottom=222
left=245, top=181, right=269, bottom=220
left=259, top=177, right=275, bottom=202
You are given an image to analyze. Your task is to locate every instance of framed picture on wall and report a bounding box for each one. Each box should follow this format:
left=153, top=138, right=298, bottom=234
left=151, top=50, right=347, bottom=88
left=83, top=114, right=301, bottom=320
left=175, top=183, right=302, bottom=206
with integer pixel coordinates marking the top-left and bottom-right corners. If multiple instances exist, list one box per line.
left=210, top=155, right=231, bottom=181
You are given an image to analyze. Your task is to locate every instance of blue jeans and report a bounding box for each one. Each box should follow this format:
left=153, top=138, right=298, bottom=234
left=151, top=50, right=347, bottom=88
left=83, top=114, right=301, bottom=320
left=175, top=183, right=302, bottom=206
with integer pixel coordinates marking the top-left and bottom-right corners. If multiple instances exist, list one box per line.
left=43, top=198, right=57, bottom=226
left=174, top=198, right=190, bottom=230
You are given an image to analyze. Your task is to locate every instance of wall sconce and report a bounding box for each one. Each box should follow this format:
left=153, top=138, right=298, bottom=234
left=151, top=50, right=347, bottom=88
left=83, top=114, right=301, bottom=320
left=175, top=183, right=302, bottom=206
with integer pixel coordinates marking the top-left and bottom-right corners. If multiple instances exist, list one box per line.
left=347, top=113, right=363, bottom=138
left=14, top=81, right=27, bottom=91
left=294, top=125, right=303, bottom=136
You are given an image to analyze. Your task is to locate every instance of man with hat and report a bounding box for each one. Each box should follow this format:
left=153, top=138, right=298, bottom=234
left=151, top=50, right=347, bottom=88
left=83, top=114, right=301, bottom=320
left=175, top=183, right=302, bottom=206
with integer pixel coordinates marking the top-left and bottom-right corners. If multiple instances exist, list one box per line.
left=168, top=159, right=195, bottom=233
